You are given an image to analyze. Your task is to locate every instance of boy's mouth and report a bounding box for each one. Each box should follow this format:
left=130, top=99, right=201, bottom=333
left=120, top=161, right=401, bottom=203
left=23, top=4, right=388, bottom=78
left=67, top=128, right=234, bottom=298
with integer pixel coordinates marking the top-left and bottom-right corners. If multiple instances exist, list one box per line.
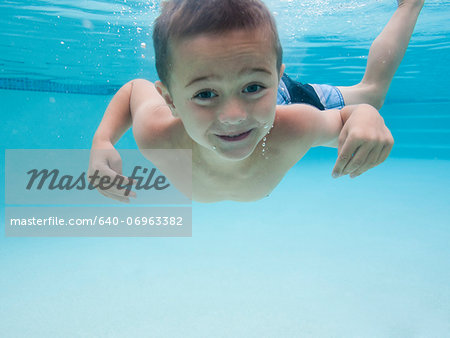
left=215, top=129, right=253, bottom=142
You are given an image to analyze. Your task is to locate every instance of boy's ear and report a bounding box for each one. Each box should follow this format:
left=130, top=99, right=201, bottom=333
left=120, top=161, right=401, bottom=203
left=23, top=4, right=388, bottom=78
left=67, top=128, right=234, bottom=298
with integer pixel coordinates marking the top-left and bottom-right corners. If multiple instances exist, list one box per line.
left=155, top=80, right=178, bottom=117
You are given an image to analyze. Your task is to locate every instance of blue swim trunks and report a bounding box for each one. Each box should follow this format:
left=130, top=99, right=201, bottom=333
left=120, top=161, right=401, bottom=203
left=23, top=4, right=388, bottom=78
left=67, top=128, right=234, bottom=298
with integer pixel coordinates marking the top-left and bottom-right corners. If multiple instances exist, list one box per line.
left=277, top=73, right=345, bottom=110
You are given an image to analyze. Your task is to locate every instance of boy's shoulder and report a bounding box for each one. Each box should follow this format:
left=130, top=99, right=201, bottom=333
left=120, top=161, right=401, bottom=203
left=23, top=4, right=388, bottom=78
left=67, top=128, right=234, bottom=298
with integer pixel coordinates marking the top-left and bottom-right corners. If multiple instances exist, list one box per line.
left=249, top=104, right=323, bottom=170
left=130, top=79, right=189, bottom=149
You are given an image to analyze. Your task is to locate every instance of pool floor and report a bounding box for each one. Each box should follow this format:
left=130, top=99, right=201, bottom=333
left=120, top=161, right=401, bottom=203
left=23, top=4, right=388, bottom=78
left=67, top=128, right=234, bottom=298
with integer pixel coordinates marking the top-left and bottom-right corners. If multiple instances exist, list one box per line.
left=1, top=158, right=449, bottom=337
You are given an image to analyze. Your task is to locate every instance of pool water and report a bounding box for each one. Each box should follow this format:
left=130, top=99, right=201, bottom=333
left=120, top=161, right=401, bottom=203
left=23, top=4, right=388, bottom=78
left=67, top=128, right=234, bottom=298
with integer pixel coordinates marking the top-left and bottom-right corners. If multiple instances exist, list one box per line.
left=1, top=0, right=449, bottom=337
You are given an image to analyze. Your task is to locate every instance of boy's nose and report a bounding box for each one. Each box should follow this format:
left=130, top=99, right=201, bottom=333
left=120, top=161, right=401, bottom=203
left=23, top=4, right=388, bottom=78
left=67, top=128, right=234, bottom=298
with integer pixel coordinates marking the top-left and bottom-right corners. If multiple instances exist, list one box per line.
left=218, top=99, right=247, bottom=125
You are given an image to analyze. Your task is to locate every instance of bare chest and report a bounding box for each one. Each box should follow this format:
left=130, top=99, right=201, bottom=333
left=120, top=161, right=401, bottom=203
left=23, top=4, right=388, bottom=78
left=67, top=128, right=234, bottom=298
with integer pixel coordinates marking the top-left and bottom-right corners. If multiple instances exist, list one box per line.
left=191, top=146, right=303, bottom=203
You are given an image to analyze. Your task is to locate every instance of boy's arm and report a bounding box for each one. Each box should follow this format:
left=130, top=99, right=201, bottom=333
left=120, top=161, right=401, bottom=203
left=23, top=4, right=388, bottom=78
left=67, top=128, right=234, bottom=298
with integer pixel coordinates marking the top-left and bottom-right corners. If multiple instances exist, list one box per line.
left=93, top=79, right=161, bottom=145
left=92, top=81, right=133, bottom=146
left=89, top=79, right=160, bottom=203
left=337, top=0, right=424, bottom=109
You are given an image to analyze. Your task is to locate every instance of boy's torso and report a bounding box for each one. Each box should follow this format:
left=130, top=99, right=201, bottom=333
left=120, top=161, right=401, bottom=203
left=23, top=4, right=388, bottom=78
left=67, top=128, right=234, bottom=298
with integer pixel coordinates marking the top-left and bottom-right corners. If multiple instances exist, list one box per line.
left=132, top=85, right=314, bottom=202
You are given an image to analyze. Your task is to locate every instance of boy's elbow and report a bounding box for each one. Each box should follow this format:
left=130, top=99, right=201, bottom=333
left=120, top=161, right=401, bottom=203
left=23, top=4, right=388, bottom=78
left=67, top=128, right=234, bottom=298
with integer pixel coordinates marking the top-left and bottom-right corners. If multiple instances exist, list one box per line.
left=370, top=97, right=385, bottom=111
left=364, top=84, right=387, bottom=110
left=349, top=82, right=386, bottom=110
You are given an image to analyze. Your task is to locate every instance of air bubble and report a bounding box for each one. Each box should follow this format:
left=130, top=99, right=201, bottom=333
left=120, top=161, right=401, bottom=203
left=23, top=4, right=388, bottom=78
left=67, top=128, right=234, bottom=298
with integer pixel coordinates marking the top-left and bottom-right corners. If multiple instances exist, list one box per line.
left=82, top=19, right=93, bottom=29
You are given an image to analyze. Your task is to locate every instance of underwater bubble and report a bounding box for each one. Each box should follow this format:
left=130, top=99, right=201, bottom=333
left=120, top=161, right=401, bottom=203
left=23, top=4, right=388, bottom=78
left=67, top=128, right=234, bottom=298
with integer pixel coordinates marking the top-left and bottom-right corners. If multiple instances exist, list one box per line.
left=82, top=19, right=94, bottom=30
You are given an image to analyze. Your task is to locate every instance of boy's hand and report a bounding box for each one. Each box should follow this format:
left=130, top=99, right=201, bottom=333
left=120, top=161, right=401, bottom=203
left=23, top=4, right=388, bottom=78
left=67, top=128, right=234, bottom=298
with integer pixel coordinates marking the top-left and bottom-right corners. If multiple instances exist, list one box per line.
left=88, top=140, right=136, bottom=203
left=332, top=105, right=394, bottom=179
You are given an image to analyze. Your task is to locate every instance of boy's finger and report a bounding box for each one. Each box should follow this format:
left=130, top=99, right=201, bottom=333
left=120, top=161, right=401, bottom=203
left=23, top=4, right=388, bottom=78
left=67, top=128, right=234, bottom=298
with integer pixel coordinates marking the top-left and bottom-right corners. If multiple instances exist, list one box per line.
left=366, top=144, right=384, bottom=169
left=98, top=181, right=136, bottom=198
left=88, top=166, right=136, bottom=195
left=97, top=188, right=130, bottom=204
left=349, top=144, right=387, bottom=178
left=338, top=129, right=348, bottom=150
left=94, top=169, right=136, bottom=196
left=376, top=145, right=392, bottom=165
left=107, top=157, right=123, bottom=175
left=341, top=144, right=370, bottom=176
left=89, top=162, right=136, bottom=186
left=332, top=139, right=361, bottom=177
left=348, top=147, right=377, bottom=178
left=105, top=188, right=137, bottom=199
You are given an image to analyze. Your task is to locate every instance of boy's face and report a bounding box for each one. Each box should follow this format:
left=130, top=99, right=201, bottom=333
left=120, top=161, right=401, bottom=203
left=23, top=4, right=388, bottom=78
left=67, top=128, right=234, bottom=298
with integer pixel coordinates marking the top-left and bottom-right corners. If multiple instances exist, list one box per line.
left=156, top=27, right=284, bottom=161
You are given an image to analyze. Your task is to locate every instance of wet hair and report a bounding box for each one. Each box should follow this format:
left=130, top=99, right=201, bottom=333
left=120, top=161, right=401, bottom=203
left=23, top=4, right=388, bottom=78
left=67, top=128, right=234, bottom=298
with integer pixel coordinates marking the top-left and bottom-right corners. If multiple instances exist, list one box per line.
left=153, top=0, right=283, bottom=88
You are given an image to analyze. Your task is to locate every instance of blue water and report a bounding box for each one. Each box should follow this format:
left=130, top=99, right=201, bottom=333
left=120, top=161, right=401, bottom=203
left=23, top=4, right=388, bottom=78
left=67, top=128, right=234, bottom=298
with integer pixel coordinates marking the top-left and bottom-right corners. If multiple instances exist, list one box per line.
left=1, top=0, right=450, bottom=337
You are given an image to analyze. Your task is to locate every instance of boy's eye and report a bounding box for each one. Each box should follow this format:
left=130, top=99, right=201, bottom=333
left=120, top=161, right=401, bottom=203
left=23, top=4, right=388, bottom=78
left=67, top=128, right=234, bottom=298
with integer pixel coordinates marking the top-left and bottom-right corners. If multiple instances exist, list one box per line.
left=193, top=90, right=217, bottom=100
left=243, top=84, right=265, bottom=93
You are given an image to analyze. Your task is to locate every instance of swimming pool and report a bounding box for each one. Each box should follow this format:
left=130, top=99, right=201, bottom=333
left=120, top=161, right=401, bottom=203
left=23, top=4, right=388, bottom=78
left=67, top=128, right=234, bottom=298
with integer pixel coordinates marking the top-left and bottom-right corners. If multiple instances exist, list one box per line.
left=1, top=0, right=449, bottom=336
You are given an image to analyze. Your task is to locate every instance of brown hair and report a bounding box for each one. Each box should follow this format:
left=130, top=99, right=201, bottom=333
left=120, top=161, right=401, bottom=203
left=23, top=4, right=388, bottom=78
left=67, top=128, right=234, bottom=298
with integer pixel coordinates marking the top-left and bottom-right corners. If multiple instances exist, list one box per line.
left=153, top=0, right=283, bottom=88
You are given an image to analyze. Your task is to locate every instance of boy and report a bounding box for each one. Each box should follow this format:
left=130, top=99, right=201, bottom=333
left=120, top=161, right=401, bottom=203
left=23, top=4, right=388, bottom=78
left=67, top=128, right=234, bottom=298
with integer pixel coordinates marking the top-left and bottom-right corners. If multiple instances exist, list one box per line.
left=89, top=0, right=424, bottom=203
